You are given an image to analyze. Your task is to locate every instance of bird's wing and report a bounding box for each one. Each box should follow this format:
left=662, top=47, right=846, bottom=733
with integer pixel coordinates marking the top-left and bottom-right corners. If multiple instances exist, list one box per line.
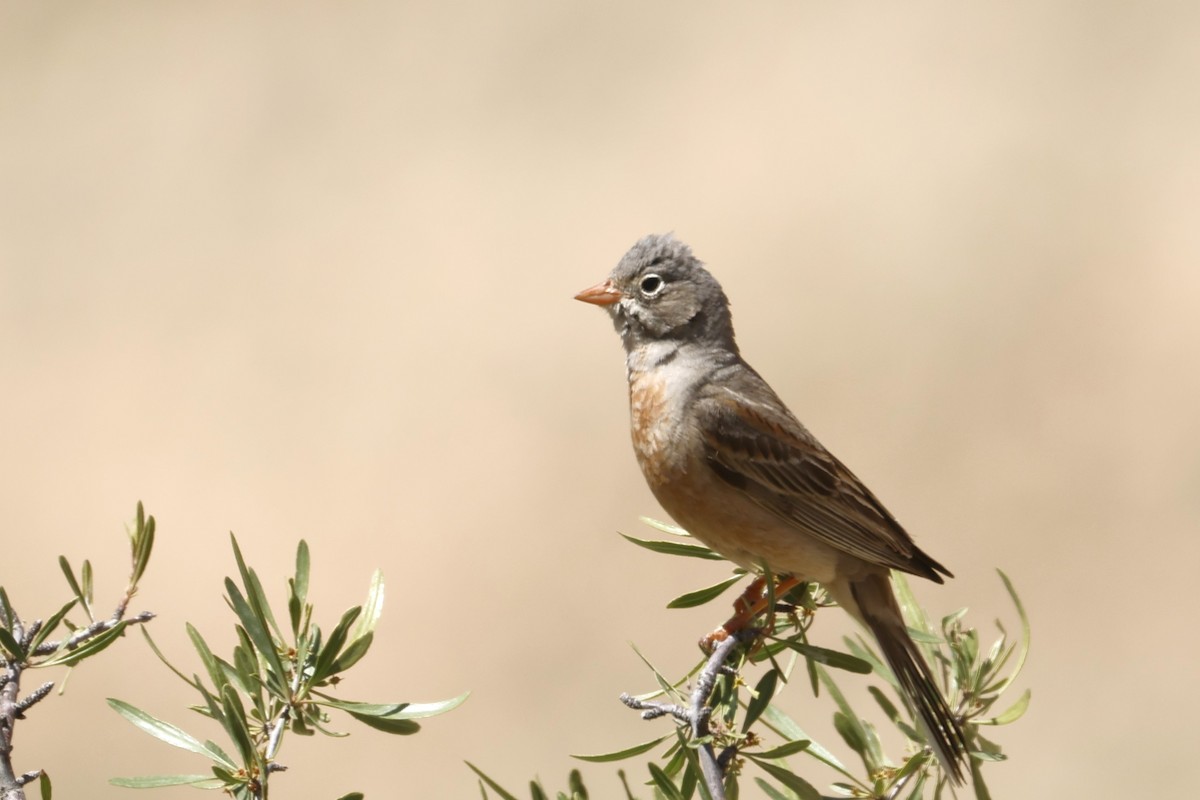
left=695, top=378, right=947, bottom=580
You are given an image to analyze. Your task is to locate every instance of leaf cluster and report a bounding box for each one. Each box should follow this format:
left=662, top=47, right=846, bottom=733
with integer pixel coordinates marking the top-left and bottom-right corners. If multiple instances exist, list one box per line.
left=474, top=519, right=1030, bottom=800
left=109, top=536, right=466, bottom=799
left=0, top=502, right=157, bottom=798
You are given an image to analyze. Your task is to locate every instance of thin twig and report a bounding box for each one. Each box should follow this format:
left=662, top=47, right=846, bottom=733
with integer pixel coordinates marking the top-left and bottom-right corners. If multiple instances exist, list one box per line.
left=30, top=610, right=155, bottom=656
left=620, top=632, right=750, bottom=800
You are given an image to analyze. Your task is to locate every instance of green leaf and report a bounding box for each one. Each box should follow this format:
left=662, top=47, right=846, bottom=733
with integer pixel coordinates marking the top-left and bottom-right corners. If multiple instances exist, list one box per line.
left=336, top=794, right=366, bottom=800
left=319, top=691, right=469, bottom=720
left=38, top=770, right=51, bottom=800
left=571, top=734, right=670, bottom=762
left=905, top=627, right=945, bottom=645
left=291, top=540, right=310, bottom=635
left=752, top=778, right=793, bottom=800
left=638, top=517, right=690, bottom=537
left=0, top=626, right=24, bottom=661
left=745, top=758, right=821, bottom=800
left=0, top=589, right=14, bottom=630
left=219, top=686, right=256, bottom=766
left=314, top=698, right=406, bottom=716
left=109, top=774, right=222, bottom=788
left=107, top=699, right=235, bottom=768
left=352, top=569, right=385, bottom=641
left=759, top=704, right=850, bottom=777
left=130, top=502, right=155, bottom=586
left=464, top=762, right=521, bottom=800
left=990, top=569, right=1030, bottom=693
left=982, top=688, right=1031, bottom=726
left=328, top=631, right=374, bottom=675
left=38, top=622, right=129, bottom=667
left=832, top=712, right=864, bottom=757
left=28, top=599, right=79, bottom=654
left=867, top=686, right=901, bottom=727
left=186, top=623, right=228, bottom=693
left=313, top=606, right=362, bottom=682
left=821, top=666, right=878, bottom=774
left=753, top=739, right=811, bottom=759
left=138, top=628, right=199, bottom=689
left=81, top=559, right=94, bottom=607
left=567, top=769, right=589, bottom=800
left=774, top=640, right=872, bottom=674
left=859, top=720, right=886, bottom=778
left=666, top=574, right=744, bottom=609
left=646, top=763, right=684, bottom=800
left=970, top=756, right=994, bottom=800
left=347, top=710, right=420, bottom=735
left=58, top=558, right=91, bottom=621
left=224, top=578, right=287, bottom=683
left=618, top=533, right=724, bottom=560
left=742, top=668, right=779, bottom=732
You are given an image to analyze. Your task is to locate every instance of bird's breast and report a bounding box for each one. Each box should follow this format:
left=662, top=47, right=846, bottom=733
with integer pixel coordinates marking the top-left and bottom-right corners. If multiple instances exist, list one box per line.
left=628, top=369, right=685, bottom=488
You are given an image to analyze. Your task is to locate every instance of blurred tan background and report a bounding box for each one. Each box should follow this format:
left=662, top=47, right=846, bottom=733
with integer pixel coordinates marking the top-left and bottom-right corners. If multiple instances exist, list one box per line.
left=1, top=2, right=1197, bottom=797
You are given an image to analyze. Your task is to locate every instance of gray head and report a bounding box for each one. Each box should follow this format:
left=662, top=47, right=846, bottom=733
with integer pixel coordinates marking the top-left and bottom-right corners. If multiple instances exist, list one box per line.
left=575, top=234, right=738, bottom=354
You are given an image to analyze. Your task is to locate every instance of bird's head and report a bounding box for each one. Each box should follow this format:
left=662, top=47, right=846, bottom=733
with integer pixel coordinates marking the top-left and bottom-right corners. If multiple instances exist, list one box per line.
left=575, top=233, right=737, bottom=354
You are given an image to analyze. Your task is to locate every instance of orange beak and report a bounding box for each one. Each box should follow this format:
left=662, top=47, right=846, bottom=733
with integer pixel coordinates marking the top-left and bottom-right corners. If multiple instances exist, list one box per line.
left=574, top=279, right=622, bottom=306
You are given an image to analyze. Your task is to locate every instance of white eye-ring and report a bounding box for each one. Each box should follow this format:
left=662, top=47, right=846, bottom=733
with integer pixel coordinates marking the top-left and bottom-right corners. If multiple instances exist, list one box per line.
left=639, top=273, right=665, bottom=297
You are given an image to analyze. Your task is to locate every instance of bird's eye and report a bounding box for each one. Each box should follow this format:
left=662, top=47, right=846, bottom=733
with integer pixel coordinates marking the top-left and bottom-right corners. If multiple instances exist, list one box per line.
left=639, top=274, right=665, bottom=297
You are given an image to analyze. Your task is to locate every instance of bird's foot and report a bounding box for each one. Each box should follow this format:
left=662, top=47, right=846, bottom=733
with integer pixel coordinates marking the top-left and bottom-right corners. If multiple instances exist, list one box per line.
left=700, top=575, right=802, bottom=652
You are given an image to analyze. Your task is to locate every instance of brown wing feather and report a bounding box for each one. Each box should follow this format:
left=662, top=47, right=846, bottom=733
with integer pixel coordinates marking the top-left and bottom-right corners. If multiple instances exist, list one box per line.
left=696, top=374, right=950, bottom=581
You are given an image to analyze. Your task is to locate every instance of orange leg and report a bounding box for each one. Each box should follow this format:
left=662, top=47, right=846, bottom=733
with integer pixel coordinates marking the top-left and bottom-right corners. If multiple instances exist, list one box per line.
left=703, top=575, right=802, bottom=650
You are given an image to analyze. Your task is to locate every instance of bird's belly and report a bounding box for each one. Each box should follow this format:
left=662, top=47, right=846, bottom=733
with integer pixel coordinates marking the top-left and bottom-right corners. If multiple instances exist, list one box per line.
left=646, top=459, right=844, bottom=586
left=627, top=366, right=844, bottom=584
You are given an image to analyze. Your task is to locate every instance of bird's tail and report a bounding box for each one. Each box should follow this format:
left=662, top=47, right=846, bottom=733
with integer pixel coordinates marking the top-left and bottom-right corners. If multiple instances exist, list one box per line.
left=838, top=572, right=970, bottom=785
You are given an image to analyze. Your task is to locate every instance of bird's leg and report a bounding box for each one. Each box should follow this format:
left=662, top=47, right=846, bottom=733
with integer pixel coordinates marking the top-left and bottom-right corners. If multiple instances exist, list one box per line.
left=703, top=575, right=802, bottom=650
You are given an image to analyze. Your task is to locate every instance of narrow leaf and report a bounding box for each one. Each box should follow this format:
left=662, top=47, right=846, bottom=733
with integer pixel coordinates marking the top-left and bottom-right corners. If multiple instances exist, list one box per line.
left=990, top=569, right=1030, bottom=693
left=107, top=699, right=222, bottom=760
left=982, top=688, right=1031, bottom=726
left=464, top=762, right=521, bottom=800
left=0, top=627, right=23, bottom=660
left=38, top=622, right=129, bottom=667
left=775, top=640, right=872, bottom=674
left=139, top=628, right=199, bottom=689
left=347, top=710, right=420, bottom=735
left=618, top=533, right=724, bottom=560
left=28, top=599, right=79, bottom=654
left=352, top=569, right=385, bottom=641
left=319, top=692, right=467, bottom=724
left=571, top=734, right=670, bottom=762
left=753, top=739, right=811, bottom=759
left=759, top=705, right=850, bottom=777
left=746, top=758, right=821, bottom=800
left=753, top=778, right=794, bottom=800
left=219, top=686, right=255, bottom=766
left=638, top=517, right=690, bottom=537
left=646, top=763, right=684, bottom=800
left=109, top=775, right=221, bottom=788
left=224, top=579, right=286, bottom=682
left=666, top=575, right=744, bottom=609
left=328, top=632, right=374, bottom=676
left=742, top=668, right=779, bottom=733
left=313, top=606, right=362, bottom=682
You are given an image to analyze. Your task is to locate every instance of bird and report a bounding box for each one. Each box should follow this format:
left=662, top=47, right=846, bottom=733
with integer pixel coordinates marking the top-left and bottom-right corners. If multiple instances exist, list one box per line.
left=575, top=233, right=969, bottom=784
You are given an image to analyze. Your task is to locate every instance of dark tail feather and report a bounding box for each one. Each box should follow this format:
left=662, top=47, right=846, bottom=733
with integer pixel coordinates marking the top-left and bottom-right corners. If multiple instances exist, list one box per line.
left=852, top=574, right=969, bottom=785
